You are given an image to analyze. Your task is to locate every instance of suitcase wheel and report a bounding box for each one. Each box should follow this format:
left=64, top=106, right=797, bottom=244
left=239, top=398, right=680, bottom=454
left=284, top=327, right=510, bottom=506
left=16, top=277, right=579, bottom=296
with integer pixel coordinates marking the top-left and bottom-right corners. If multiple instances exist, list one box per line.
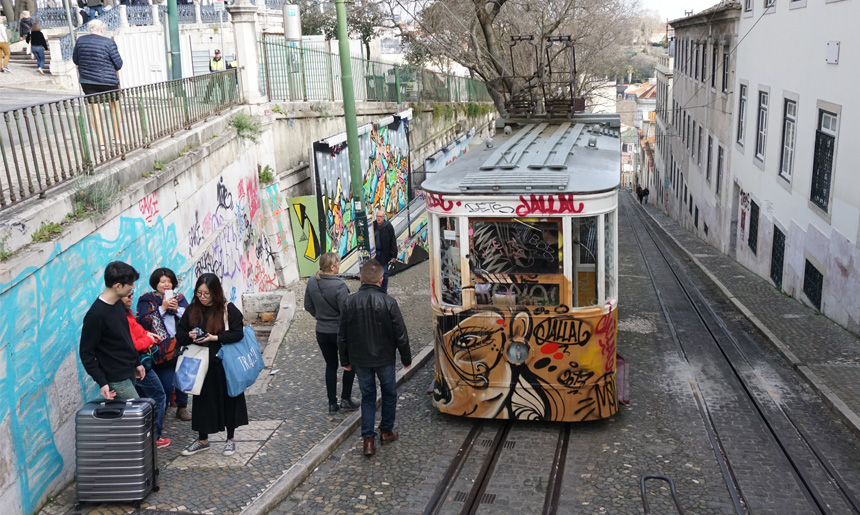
left=134, top=501, right=142, bottom=509
left=153, top=485, right=161, bottom=492
left=74, top=502, right=83, bottom=511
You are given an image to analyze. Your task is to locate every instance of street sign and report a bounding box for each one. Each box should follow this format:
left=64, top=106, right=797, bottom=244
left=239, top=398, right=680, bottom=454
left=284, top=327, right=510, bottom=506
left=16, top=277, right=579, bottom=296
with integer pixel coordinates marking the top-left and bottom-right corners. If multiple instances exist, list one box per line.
left=214, top=0, right=225, bottom=11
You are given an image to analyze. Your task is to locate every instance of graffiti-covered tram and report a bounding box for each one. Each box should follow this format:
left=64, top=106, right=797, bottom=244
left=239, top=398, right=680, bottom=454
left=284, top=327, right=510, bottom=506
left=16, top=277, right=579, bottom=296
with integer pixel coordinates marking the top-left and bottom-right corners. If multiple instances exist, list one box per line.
left=423, top=116, right=622, bottom=422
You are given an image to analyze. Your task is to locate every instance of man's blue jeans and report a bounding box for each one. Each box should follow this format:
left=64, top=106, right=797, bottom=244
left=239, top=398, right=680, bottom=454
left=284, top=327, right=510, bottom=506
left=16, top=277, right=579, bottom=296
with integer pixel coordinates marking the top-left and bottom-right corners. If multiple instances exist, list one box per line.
left=153, top=361, right=188, bottom=406
left=135, top=371, right=166, bottom=438
left=88, top=6, right=105, bottom=18
left=355, top=363, right=397, bottom=438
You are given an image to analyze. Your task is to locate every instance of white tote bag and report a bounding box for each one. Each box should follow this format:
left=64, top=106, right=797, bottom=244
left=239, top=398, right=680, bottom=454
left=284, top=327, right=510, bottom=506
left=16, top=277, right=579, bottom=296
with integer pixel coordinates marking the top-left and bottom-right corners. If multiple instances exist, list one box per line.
left=174, top=344, right=209, bottom=396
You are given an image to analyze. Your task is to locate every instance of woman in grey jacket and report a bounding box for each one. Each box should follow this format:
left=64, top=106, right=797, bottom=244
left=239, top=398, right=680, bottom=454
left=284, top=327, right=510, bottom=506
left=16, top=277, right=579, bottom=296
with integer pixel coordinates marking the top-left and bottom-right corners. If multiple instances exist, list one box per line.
left=304, top=252, right=359, bottom=413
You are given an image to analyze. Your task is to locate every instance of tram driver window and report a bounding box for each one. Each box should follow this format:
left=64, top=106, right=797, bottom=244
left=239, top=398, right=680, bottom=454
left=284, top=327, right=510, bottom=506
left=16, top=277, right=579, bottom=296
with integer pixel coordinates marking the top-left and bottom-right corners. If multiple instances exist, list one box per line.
left=469, top=219, right=562, bottom=306
left=573, top=216, right=600, bottom=307
left=439, top=217, right=462, bottom=306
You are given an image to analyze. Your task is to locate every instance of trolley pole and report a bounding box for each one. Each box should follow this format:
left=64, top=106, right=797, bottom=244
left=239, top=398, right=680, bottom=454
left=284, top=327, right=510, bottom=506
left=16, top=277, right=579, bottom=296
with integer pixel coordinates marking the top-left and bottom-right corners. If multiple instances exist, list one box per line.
left=334, top=0, right=370, bottom=258
left=167, top=0, right=182, bottom=79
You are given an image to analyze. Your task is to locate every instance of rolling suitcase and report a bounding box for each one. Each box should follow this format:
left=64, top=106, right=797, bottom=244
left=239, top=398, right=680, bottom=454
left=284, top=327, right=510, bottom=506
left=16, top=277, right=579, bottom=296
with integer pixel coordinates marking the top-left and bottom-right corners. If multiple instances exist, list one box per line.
left=75, top=398, right=160, bottom=509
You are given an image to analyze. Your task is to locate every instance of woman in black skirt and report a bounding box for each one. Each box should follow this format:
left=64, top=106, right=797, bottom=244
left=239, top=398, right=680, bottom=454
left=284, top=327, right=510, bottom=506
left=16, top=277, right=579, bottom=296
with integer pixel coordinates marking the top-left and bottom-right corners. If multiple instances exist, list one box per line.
left=177, top=273, right=248, bottom=456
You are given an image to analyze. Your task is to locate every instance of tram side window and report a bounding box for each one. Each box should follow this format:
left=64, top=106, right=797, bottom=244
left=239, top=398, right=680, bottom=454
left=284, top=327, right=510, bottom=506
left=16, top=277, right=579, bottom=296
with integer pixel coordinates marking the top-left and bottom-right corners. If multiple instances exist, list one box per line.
left=604, top=211, right=617, bottom=302
left=470, top=219, right=562, bottom=306
left=439, top=217, right=462, bottom=306
left=573, top=216, right=599, bottom=307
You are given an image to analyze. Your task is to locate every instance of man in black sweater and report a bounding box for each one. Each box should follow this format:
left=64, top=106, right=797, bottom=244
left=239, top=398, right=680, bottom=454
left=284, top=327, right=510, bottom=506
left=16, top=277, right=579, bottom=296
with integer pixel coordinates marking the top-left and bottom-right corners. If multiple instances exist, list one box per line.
left=371, top=208, right=397, bottom=293
left=80, top=261, right=146, bottom=400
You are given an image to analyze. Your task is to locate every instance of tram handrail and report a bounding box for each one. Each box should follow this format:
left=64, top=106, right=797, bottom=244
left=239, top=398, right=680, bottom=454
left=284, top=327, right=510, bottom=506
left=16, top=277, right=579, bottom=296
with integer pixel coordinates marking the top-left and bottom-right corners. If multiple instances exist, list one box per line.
left=640, top=474, right=686, bottom=515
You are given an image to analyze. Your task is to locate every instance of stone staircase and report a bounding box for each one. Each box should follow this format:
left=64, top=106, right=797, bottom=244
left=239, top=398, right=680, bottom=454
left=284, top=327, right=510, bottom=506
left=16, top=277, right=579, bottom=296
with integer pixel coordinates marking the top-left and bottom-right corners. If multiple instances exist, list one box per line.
left=8, top=47, right=52, bottom=74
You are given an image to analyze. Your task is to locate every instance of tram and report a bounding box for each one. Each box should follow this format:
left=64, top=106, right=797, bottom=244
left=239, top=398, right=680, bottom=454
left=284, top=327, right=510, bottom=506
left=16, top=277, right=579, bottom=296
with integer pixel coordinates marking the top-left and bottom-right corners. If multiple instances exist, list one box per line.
left=423, top=115, right=622, bottom=422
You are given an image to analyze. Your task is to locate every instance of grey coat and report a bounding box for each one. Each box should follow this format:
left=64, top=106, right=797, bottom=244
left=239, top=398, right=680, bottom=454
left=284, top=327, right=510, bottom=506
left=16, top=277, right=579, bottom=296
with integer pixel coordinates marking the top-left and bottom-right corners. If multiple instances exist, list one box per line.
left=304, top=273, right=349, bottom=334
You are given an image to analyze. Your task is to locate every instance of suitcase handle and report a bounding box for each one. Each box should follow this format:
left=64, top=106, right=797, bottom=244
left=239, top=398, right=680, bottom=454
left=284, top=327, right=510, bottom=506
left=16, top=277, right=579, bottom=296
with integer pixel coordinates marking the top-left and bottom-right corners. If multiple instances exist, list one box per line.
left=94, top=407, right=125, bottom=418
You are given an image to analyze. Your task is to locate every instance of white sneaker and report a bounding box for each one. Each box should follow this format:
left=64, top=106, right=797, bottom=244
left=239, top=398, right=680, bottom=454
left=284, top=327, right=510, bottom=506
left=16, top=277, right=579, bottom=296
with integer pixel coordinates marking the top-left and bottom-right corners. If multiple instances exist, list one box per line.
left=37, top=68, right=44, bottom=75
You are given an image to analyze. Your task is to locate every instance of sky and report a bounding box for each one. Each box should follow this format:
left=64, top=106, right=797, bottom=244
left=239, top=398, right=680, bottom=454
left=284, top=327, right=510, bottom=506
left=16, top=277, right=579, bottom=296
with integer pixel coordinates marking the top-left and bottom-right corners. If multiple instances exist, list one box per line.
left=641, top=0, right=722, bottom=22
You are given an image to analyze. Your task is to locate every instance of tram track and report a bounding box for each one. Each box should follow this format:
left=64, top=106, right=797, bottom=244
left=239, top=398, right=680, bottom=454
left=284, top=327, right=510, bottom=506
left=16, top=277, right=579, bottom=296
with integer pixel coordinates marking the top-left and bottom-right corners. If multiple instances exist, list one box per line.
left=622, top=193, right=860, bottom=514
left=423, top=420, right=571, bottom=515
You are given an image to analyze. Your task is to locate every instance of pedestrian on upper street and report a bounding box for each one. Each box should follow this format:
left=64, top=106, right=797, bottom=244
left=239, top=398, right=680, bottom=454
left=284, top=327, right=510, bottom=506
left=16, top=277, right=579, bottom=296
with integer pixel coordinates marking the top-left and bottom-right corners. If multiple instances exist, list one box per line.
left=87, top=0, right=105, bottom=19
left=0, top=17, right=10, bottom=73
left=338, top=260, right=411, bottom=457
left=79, top=261, right=146, bottom=402
left=371, top=208, right=397, bottom=293
left=26, top=23, right=47, bottom=74
left=19, top=11, right=34, bottom=57
left=177, top=273, right=249, bottom=457
left=304, top=252, right=358, bottom=414
left=643, top=187, right=650, bottom=205
left=72, top=19, right=124, bottom=147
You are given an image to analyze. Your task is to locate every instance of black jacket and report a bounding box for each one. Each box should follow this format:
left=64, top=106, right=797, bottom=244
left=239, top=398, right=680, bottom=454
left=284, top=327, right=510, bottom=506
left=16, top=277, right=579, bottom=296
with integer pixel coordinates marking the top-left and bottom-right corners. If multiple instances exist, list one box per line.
left=337, top=284, right=411, bottom=368
left=79, top=298, right=141, bottom=387
left=373, top=219, right=397, bottom=265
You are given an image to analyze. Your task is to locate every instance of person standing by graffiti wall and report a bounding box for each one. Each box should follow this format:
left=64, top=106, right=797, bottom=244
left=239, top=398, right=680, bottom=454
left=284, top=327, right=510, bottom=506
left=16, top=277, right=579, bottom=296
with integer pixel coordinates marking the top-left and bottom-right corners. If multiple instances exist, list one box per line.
left=304, top=252, right=359, bottom=413
left=137, top=268, right=192, bottom=421
left=178, top=274, right=248, bottom=457
left=338, top=260, right=411, bottom=457
left=371, top=208, right=397, bottom=293
left=79, top=261, right=147, bottom=402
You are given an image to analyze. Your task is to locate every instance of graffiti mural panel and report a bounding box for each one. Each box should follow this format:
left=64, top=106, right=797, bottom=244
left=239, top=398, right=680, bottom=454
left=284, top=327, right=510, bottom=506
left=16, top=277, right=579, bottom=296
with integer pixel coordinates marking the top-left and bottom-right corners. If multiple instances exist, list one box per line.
left=287, top=195, right=323, bottom=277
left=313, top=116, right=411, bottom=259
left=431, top=305, right=618, bottom=422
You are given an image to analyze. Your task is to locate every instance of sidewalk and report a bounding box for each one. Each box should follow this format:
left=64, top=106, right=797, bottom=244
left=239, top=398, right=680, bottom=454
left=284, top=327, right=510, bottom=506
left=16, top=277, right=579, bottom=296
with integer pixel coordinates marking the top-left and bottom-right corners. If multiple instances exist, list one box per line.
left=639, top=196, right=860, bottom=438
left=39, top=264, right=434, bottom=515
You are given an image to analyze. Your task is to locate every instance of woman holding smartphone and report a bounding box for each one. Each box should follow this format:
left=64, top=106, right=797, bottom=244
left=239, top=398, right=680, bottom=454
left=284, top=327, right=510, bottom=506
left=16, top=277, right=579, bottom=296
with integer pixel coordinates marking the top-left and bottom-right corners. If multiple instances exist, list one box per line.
left=137, top=268, right=191, bottom=421
left=177, top=273, right=248, bottom=457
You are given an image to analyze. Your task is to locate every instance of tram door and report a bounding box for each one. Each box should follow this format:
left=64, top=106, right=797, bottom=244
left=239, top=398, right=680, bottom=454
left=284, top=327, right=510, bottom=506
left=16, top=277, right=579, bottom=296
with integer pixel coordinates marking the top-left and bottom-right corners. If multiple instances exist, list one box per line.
left=573, top=216, right=599, bottom=307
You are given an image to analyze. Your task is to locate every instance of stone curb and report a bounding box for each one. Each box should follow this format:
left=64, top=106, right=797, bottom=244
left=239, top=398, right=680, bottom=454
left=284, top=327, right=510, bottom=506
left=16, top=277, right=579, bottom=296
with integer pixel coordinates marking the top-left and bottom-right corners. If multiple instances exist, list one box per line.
left=240, top=344, right=435, bottom=515
left=639, top=201, right=860, bottom=439
left=248, top=290, right=297, bottom=397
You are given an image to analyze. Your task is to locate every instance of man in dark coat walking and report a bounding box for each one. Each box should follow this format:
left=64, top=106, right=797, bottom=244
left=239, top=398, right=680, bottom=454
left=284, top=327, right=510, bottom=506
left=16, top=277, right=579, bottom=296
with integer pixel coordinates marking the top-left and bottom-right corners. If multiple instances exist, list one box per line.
left=371, top=209, right=397, bottom=293
left=338, top=260, right=411, bottom=457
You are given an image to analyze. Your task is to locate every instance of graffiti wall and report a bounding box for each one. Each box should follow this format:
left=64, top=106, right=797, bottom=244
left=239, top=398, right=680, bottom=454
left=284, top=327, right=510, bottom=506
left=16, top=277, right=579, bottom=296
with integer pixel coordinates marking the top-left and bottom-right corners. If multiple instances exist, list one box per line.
left=0, top=145, right=289, bottom=514
left=423, top=128, right=475, bottom=173
left=287, top=195, right=324, bottom=277
left=313, top=116, right=411, bottom=259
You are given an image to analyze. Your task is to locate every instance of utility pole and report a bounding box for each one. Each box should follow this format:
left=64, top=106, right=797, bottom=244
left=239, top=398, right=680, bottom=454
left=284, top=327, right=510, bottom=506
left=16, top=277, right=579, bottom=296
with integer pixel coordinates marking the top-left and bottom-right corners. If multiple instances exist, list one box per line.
left=167, top=0, right=182, bottom=79
left=63, top=0, right=75, bottom=47
left=334, top=0, right=370, bottom=258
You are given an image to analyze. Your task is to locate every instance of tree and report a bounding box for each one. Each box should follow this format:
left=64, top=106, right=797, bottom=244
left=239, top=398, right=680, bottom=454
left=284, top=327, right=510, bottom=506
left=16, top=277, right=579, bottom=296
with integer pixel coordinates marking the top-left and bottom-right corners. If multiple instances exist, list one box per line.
left=299, top=0, right=394, bottom=59
left=401, top=0, right=644, bottom=115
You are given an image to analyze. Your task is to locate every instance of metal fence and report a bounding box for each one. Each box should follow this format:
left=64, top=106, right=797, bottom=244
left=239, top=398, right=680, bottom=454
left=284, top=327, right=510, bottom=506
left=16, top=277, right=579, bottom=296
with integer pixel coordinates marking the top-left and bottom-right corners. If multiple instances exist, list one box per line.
left=258, top=35, right=492, bottom=104
left=0, top=70, right=240, bottom=210
left=59, top=7, right=123, bottom=60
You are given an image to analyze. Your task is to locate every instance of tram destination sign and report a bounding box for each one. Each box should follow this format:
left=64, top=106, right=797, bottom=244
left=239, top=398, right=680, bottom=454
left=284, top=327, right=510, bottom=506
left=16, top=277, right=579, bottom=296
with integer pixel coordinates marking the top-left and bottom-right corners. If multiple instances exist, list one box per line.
left=424, top=192, right=617, bottom=217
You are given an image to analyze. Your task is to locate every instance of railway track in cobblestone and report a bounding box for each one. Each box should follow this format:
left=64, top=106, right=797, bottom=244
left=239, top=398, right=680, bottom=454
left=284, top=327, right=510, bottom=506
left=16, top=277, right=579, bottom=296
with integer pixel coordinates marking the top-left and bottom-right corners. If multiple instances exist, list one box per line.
left=423, top=420, right=572, bottom=515
left=623, top=194, right=860, bottom=514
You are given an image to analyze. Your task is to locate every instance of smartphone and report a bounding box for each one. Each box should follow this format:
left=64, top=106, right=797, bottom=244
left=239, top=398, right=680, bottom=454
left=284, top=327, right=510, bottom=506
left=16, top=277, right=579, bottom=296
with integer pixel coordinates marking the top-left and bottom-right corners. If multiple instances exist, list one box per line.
left=164, top=289, right=175, bottom=301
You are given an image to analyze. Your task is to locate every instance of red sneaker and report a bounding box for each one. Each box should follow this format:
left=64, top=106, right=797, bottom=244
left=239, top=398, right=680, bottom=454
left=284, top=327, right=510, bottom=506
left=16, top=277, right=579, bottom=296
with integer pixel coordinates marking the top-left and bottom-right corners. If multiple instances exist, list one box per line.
left=157, top=437, right=171, bottom=449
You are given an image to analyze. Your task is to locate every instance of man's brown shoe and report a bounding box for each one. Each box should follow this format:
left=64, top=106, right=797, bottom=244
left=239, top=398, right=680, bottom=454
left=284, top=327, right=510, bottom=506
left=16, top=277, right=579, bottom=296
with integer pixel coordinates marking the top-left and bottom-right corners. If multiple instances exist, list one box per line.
left=363, top=437, right=376, bottom=456
left=176, top=406, right=192, bottom=421
left=380, top=430, right=399, bottom=444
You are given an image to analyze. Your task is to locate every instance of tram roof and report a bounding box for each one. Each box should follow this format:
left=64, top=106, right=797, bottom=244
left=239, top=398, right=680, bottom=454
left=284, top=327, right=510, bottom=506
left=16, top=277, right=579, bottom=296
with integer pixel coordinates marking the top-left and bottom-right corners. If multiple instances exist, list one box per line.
left=421, top=115, right=622, bottom=196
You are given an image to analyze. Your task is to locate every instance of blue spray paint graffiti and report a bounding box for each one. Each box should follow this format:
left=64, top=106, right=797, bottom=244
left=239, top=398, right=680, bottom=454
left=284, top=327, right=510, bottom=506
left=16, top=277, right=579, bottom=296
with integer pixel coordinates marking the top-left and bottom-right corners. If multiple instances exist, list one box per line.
left=0, top=216, right=185, bottom=515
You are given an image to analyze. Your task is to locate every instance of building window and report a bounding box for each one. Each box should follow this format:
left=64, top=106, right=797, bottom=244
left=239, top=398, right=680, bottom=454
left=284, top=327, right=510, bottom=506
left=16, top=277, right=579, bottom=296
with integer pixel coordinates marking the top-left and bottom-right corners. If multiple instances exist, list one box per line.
left=745, top=0, right=753, bottom=11
left=689, top=196, right=693, bottom=214
left=695, top=44, right=700, bottom=80
left=687, top=114, right=691, bottom=149
left=770, top=227, right=785, bottom=289
left=722, top=52, right=729, bottom=92
left=748, top=199, right=759, bottom=255
left=755, top=91, right=769, bottom=160
left=716, top=145, right=724, bottom=195
left=779, top=99, right=797, bottom=181
left=803, top=260, right=823, bottom=310
left=697, top=126, right=703, bottom=165
left=711, top=46, right=717, bottom=88
left=765, top=0, right=774, bottom=7
left=810, top=110, right=837, bottom=211
left=737, top=84, right=747, bottom=144
left=692, top=122, right=697, bottom=156
left=706, top=136, right=713, bottom=182
left=701, top=44, right=708, bottom=83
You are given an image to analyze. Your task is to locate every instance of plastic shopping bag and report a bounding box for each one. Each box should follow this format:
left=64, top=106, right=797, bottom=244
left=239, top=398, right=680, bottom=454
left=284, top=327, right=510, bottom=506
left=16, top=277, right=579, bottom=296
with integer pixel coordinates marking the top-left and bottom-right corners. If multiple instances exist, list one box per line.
left=217, top=326, right=265, bottom=397
left=174, top=344, right=209, bottom=396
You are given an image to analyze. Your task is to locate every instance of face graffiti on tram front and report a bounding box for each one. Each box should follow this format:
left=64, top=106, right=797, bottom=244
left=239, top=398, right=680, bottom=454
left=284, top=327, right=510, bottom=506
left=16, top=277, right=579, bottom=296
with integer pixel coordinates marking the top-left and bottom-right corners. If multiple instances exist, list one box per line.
left=432, top=305, right=618, bottom=422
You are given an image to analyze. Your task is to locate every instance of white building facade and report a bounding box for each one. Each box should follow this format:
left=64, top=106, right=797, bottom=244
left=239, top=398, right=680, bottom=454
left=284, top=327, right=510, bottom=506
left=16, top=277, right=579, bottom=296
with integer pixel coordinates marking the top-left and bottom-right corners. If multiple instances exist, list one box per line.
left=731, top=0, right=860, bottom=331
left=653, top=42, right=674, bottom=212
left=664, top=4, right=740, bottom=251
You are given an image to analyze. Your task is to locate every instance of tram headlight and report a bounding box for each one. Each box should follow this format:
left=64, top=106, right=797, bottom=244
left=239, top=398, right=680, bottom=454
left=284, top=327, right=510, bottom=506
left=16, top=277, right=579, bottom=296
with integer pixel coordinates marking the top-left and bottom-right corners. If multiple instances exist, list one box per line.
left=506, top=340, right=530, bottom=365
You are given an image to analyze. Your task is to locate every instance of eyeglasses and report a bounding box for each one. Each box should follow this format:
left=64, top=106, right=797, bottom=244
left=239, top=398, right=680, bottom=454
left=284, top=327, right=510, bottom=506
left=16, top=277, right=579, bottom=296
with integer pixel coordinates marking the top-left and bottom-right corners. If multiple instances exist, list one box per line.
left=125, top=292, right=134, bottom=299
left=196, top=291, right=212, bottom=298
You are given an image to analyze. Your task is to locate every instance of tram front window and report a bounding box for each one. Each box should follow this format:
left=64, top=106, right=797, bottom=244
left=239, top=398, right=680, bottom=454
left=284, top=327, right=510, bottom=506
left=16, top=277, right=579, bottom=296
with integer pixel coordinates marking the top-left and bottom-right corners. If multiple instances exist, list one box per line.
left=574, top=216, right=599, bottom=307
left=470, top=219, right=562, bottom=306
left=439, top=216, right=462, bottom=306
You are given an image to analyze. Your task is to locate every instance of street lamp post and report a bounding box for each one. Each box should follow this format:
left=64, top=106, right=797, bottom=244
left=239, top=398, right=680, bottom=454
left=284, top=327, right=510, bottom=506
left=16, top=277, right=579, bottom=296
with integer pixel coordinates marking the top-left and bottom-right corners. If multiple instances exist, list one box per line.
left=334, top=0, right=370, bottom=259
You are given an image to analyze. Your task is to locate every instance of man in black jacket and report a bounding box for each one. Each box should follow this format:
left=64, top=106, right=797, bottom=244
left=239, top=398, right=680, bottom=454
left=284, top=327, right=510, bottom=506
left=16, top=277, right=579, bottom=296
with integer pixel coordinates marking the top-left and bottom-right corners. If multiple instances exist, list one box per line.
left=372, top=209, right=397, bottom=293
left=338, top=260, right=411, bottom=456
left=80, top=261, right=146, bottom=401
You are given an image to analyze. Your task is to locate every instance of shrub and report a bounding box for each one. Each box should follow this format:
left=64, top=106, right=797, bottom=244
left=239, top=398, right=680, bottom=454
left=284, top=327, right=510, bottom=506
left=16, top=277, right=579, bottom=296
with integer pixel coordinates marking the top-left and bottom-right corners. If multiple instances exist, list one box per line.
left=32, top=221, right=63, bottom=243
left=230, top=112, right=262, bottom=142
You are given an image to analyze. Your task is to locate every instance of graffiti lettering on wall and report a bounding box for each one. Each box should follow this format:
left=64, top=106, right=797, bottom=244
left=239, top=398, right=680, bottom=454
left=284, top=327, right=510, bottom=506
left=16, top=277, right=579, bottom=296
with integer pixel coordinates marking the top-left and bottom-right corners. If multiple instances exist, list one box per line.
left=138, top=192, right=160, bottom=227
left=431, top=306, right=618, bottom=422
left=390, top=217, right=430, bottom=274
left=263, top=185, right=293, bottom=255
left=288, top=195, right=323, bottom=277
left=515, top=194, right=584, bottom=217
left=314, top=119, right=410, bottom=259
left=423, top=128, right=476, bottom=174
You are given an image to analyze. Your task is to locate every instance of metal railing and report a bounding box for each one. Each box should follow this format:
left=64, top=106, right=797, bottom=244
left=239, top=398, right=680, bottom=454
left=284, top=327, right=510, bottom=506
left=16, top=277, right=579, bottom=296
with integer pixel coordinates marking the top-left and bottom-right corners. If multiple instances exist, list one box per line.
left=158, top=5, right=198, bottom=24
left=200, top=6, right=229, bottom=23
left=127, top=5, right=155, bottom=26
left=259, top=35, right=493, bottom=104
left=0, top=70, right=240, bottom=210
left=59, top=7, right=123, bottom=60
left=34, top=8, right=72, bottom=29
